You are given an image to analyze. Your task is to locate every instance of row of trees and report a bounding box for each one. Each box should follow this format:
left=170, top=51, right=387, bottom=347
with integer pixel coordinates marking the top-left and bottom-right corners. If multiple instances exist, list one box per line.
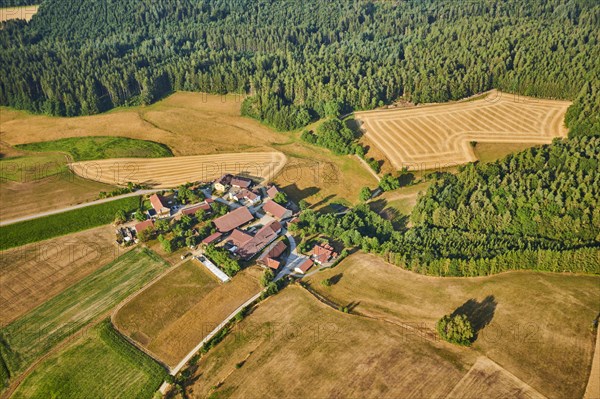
left=1, top=0, right=598, bottom=136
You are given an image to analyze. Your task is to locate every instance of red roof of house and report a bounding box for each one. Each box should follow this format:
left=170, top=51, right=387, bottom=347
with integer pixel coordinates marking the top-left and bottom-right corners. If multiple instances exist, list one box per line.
left=202, top=232, right=223, bottom=244
left=181, top=202, right=211, bottom=216
left=310, top=243, right=336, bottom=264
left=228, top=229, right=253, bottom=247
left=213, top=207, right=254, bottom=233
left=235, top=189, right=259, bottom=201
left=296, top=258, right=314, bottom=273
left=261, top=240, right=287, bottom=260
left=266, top=185, right=280, bottom=198
left=149, top=194, right=168, bottom=212
left=134, top=219, right=154, bottom=234
left=206, top=198, right=214, bottom=204
left=231, top=176, right=253, bottom=188
left=216, top=174, right=233, bottom=186
left=263, top=200, right=291, bottom=219
left=235, top=220, right=282, bottom=260
left=264, top=257, right=281, bottom=270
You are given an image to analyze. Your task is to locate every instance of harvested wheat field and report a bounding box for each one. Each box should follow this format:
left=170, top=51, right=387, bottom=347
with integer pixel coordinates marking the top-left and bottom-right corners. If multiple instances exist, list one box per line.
left=70, top=152, right=287, bottom=188
left=185, top=286, right=551, bottom=399
left=306, top=253, right=600, bottom=399
left=114, top=264, right=262, bottom=367
left=0, top=6, right=38, bottom=22
left=355, top=90, right=571, bottom=170
left=0, top=226, right=125, bottom=327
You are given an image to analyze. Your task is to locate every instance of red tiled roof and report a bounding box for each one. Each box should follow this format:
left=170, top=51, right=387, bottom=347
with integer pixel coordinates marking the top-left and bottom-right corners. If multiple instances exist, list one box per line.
left=235, top=189, right=259, bottom=201
left=235, top=220, right=282, bottom=260
left=228, top=229, right=253, bottom=247
left=213, top=207, right=254, bottom=233
left=264, top=257, right=281, bottom=270
left=181, top=202, right=211, bottom=216
left=310, top=244, right=336, bottom=264
left=263, top=200, right=291, bottom=219
left=202, top=232, right=223, bottom=244
left=134, top=220, right=154, bottom=234
left=231, top=176, right=252, bottom=188
left=296, top=258, right=314, bottom=273
left=216, top=174, right=233, bottom=186
left=206, top=198, right=214, bottom=204
left=266, top=185, right=280, bottom=198
left=149, top=194, right=168, bottom=212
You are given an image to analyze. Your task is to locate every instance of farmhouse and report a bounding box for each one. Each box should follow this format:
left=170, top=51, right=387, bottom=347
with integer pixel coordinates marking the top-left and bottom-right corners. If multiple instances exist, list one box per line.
left=231, top=176, right=253, bottom=189
left=310, top=243, right=337, bottom=265
left=266, top=185, right=281, bottom=198
left=263, top=200, right=293, bottom=220
left=149, top=194, right=170, bottom=218
left=134, top=219, right=154, bottom=235
left=229, top=189, right=261, bottom=205
left=202, top=232, right=223, bottom=245
left=258, top=240, right=288, bottom=270
left=294, top=258, right=314, bottom=274
left=214, top=174, right=233, bottom=192
left=233, top=220, right=283, bottom=260
left=213, top=206, right=254, bottom=233
left=181, top=202, right=212, bottom=217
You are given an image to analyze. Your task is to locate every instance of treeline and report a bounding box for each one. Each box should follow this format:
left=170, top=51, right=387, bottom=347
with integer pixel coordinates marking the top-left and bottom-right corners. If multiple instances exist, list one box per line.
left=0, top=0, right=598, bottom=134
left=292, top=137, right=599, bottom=276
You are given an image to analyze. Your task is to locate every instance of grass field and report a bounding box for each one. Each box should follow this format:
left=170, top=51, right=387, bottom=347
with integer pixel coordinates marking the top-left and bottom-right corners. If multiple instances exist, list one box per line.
left=185, top=286, right=479, bottom=398
left=11, top=320, right=166, bottom=399
left=16, top=136, right=173, bottom=162
left=370, top=181, right=431, bottom=219
left=0, top=225, right=126, bottom=327
left=0, top=195, right=139, bottom=250
left=70, top=152, right=287, bottom=188
left=1, top=92, right=377, bottom=208
left=355, top=90, right=571, bottom=171
left=473, top=141, right=542, bottom=164
left=305, top=253, right=600, bottom=399
left=0, top=248, right=168, bottom=378
left=0, top=6, right=38, bottom=22
left=0, top=152, right=68, bottom=182
left=114, top=263, right=262, bottom=367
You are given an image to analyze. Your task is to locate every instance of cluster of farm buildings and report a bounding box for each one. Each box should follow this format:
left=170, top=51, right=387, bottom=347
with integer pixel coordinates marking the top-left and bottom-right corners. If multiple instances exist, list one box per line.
left=120, top=174, right=338, bottom=277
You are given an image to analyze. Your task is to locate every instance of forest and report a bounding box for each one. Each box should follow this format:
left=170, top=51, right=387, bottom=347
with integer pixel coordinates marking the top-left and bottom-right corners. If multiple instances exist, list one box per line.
left=0, top=0, right=598, bottom=135
left=293, top=136, right=599, bottom=276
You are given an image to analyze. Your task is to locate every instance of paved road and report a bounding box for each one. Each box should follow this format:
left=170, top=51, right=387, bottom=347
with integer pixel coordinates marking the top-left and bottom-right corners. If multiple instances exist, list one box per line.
left=0, top=189, right=160, bottom=226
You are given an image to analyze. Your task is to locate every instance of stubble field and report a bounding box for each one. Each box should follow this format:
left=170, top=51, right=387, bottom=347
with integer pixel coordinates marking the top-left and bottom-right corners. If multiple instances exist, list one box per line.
left=0, top=225, right=124, bottom=327
left=114, top=263, right=262, bottom=367
left=0, top=6, right=38, bottom=22
left=305, top=253, right=600, bottom=399
left=355, top=90, right=571, bottom=171
left=70, top=152, right=287, bottom=188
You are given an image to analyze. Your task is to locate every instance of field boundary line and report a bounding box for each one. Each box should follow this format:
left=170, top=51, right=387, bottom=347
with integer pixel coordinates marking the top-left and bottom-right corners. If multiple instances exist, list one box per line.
left=584, top=327, right=600, bottom=399
left=354, top=155, right=381, bottom=182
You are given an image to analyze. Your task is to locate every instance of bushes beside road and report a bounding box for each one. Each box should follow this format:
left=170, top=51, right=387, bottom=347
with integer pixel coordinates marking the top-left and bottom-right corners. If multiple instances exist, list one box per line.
left=0, top=196, right=140, bottom=250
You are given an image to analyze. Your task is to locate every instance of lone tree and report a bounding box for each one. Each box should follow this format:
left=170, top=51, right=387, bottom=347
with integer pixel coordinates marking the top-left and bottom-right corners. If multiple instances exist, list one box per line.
left=436, top=314, right=474, bottom=346
left=359, top=186, right=372, bottom=202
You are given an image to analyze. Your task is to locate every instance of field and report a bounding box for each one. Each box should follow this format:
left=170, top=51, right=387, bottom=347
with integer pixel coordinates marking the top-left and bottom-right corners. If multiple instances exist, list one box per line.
left=0, top=152, right=68, bottom=182
left=70, top=152, right=287, bottom=188
left=114, top=264, right=262, bottom=367
left=16, top=136, right=173, bottom=162
left=305, top=253, right=600, bottom=399
left=0, top=6, right=38, bottom=22
left=0, top=248, right=168, bottom=378
left=0, top=195, right=139, bottom=250
left=472, top=142, right=542, bottom=164
left=11, top=320, right=166, bottom=399
left=184, top=286, right=554, bottom=398
left=0, top=225, right=126, bottom=327
left=0, top=92, right=377, bottom=208
left=369, top=181, right=431, bottom=220
left=355, top=90, right=571, bottom=171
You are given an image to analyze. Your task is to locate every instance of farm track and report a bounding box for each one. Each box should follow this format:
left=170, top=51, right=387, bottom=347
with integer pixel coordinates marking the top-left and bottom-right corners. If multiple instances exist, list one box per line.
left=355, top=91, right=571, bottom=171
left=70, top=152, right=288, bottom=188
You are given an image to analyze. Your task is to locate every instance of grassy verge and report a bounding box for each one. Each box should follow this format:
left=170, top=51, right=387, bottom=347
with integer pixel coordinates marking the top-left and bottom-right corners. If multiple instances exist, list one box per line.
left=0, top=248, right=168, bottom=378
left=0, top=196, right=140, bottom=250
left=11, top=320, right=166, bottom=399
left=16, top=136, right=173, bottom=162
left=0, top=153, right=68, bottom=182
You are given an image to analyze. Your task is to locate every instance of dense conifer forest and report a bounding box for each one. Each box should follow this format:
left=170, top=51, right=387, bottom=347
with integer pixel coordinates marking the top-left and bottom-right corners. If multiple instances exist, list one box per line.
left=1, top=0, right=598, bottom=135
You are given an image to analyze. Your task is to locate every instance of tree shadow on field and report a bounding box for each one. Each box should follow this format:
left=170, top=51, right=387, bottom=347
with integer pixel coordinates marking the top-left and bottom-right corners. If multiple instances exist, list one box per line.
left=328, top=273, right=343, bottom=285
left=451, top=295, right=497, bottom=340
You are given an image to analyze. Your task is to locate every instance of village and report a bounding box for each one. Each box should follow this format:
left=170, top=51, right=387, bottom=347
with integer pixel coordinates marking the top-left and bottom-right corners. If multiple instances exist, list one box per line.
left=115, top=173, right=339, bottom=282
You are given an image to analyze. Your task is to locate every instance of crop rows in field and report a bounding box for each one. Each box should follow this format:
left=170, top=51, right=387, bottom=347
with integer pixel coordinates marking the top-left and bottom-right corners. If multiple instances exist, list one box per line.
left=355, top=91, right=571, bottom=171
